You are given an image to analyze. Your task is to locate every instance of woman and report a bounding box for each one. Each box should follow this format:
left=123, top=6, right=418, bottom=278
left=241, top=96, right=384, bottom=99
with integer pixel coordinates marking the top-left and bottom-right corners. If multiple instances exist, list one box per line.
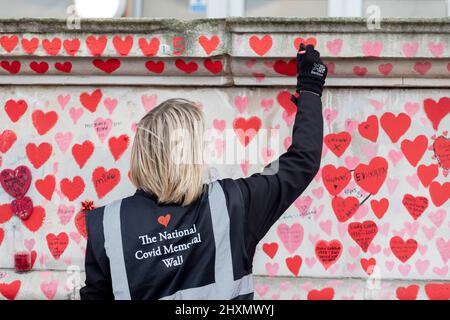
left=80, top=44, right=327, bottom=300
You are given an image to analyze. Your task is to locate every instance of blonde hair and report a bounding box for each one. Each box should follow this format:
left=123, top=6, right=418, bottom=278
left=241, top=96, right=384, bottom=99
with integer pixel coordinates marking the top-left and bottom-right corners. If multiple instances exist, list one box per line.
left=130, top=98, right=205, bottom=206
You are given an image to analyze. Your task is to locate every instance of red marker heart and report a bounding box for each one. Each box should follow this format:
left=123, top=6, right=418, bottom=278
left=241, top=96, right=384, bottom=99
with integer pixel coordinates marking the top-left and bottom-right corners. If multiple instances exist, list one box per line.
left=0, top=165, right=32, bottom=198
left=11, top=196, right=33, bottom=220
left=158, top=214, right=171, bottom=228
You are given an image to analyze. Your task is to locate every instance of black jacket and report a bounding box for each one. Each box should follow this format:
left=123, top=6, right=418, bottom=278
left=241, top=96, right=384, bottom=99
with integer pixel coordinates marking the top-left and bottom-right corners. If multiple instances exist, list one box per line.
left=79, top=91, right=323, bottom=300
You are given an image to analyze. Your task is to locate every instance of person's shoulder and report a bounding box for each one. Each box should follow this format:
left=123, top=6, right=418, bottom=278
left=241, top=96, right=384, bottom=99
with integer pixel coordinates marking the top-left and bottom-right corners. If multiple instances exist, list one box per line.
left=208, top=178, right=244, bottom=203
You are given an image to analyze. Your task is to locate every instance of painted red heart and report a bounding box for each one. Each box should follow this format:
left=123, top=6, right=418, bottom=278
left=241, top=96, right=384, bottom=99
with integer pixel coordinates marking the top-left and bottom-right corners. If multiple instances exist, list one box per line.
left=21, top=37, right=39, bottom=54
left=380, top=112, right=411, bottom=143
left=204, top=59, right=222, bottom=74
left=307, top=288, right=334, bottom=300
left=108, top=135, right=130, bottom=161
left=360, top=258, right=376, bottom=275
left=294, top=37, right=317, bottom=50
left=0, top=280, right=21, bottom=300
left=198, top=35, right=220, bottom=55
left=26, top=142, right=52, bottom=169
left=60, top=176, right=85, bottom=201
left=11, top=196, right=33, bottom=220
left=145, top=60, right=164, bottom=73
left=86, top=35, right=107, bottom=56
left=402, top=194, right=428, bottom=220
left=249, top=35, right=272, bottom=56
left=0, top=35, right=18, bottom=52
left=358, top=115, right=378, bottom=142
left=396, top=285, right=419, bottom=300
left=315, top=239, right=342, bottom=270
left=353, top=157, right=388, bottom=195
left=277, top=91, right=297, bottom=117
left=42, top=37, right=61, bottom=55
left=158, top=214, right=171, bottom=228
left=22, top=206, right=45, bottom=232
left=80, top=88, right=102, bottom=113
left=262, top=242, right=278, bottom=259
left=322, top=165, right=351, bottom=196
left=139, top=37, right=160, bottom=56
left=390, top=236, right=417, bottom=263
left=285, top=255, right=302, bottom=276
left=72, top=140, right=94, bottom=169
left=348, top=220, right=378, bottom=252
left=424, top=283, right=450, bottom=300
left=92, top=167, right=121, bottom=199
left=417, top=164, right=439, bottom=187
left=35, top=175, right=56, bottom=201
left=29, top=61, right=49, bottom=74
left=423, top=97, right=450, bottom=131
left=112, top=35, right=133, bottom=56
left=4, top=99, right=28, bottom=123
left=31, top=110, right=58, bottom=135
left=46, top=232, right=69, bottom=260
left=273, top=59, right=296, bottom=76
left=0, top=165, right=32, bottom=198
left=331, top=196, right=359, bottom=222
left=324, top=132, right=351, bottom=157
left=93, top=58, right=121, bottom=74
left=370, top=198, right=389, bottom=219
left=175, top=59, right=198, bottom=74
left=75, top=211, right=87, bottom=239
left=433, top=136, right=450, bottom=170
left=1, top=60, right=21, bottom=74
left=0, top=203, right=13, bottom=224
left=401, top=135, right=428, bottom=167
left=233, top=116, right=262, bottom=147
left=54, top=61, right=72, bottom=73
left=63, top=38, right=80, bottom=55
left=429, top=181, right=450, bottom=207
left=0, top=227, right=4, bottom=245
left=0, top=129, right=17, bottom=153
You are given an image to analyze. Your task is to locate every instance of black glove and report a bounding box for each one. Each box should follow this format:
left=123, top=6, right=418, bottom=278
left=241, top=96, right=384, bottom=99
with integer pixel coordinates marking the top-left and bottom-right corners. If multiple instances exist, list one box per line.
left=293, top=44, right=328, bottom=98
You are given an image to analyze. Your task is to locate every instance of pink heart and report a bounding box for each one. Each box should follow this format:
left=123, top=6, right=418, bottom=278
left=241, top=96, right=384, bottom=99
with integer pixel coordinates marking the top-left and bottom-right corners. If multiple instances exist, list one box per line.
left=299, top=281, right=314, bottom=291
left=294, top=196, right=312, bottom=216
left=319, top=219, right=332, bottom=235
left=415, top=259, right=429, bottom=275
left=404, top=221, right=419, bottom=237
left=94, top=117, right=112, bottom=143
left=308, top=233, right=319, bottom=245
left=24, top=238, right=35, bottom=251
left=386, top=178, right=399, bottom=195
left=57, top=205, right=75, bottom=225
left=265, top=262, right=279, bottom=277
left=70, top=232, right=82, bottom=244
left=54, top=132, right=73, bottom=153
left=406, top=174, right=420, bottom=190
left=57, top=94, right=70, bottom=110
left=40, top=280, right=58, bottom=300
left=261, top=147, right=274, bottom=165
left=279, top=281, right=291, bottom=291
left=314, top=205, right=324, bottom=222
left=362, top=41, right=383, bottom=57
left=141, top=94, right=157, bottom=112
left=422, top=226, right=436, bottom=240
left=428, top=41, right=444, bottom=57
left=345, top=118, right=358, bottom=133
left=326, top=39, right=343, bottom=56
left=432, top=265, right=448, bottom=276
left=404, top=102, right=420, bottom=116
left=346, top=263, right=357, bottom=273
left=254, top=284, right=270, bottom=297
left=260, top=98, right=274, bottom=111
left=245, top=59, right=256, bottom=68
left=402, top=42, right=419, bottom=57
left=69, top=107, right=83, bottom=124
left=383, top=248, right=392, bottom=257
left=311, top=187, right=323, bottom=199
left=369, top=243, right=381, bottom=254
left=328, top=263, right=340, bottom=275
left=283, top=136, right=292, bottom=151
left=369, top=99, right=384, bottom=110
left=323, top=108, right=338, bottom=126
left=282, top=110, right=295, bottom=126
left=361, top=143, right=378, bottom=160
left=348, top=246, right=361, bottom=258
left=276, top=223, right=303, bottom=254
left=337, top=223, right=347, bottom=238
left=398, top=264, right=411, bottom=276
left=131, top=122, right=137, bottom=133
left=354, top=204, right=369, bottom=220
left=436, top=237, right=450, bottom=264
left=214, top=139, right=225, bottom=158
left=103, top=97, right=118, bottom=115
left=240, top=161, right=249, bottom=176
left=304, top=257, right=316, bottom=268
left=385, top=260, right=394, bottom=271
left=212, top=119, right=226, bottom=132
left=388, top=150, right=403, bottom=167
left=344, top=155, right=360, bottom=169
left=418, top=244, right=428, bottom=255
left=234, top=95, right=248, bottom=113
left=429, top=209, right=446, bottom=228
left=379, top=223, right=390, bottom=236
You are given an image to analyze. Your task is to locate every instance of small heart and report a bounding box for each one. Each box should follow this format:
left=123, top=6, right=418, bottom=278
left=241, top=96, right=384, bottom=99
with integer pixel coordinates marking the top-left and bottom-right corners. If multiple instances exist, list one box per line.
left=158, top=214, right=171, bottom=228
left=11, top=196, right=33, bottom=220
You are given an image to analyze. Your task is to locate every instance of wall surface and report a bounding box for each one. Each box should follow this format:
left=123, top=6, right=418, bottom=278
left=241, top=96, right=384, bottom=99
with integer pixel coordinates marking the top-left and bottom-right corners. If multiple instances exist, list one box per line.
left=0, top=17, right=449, bottom=300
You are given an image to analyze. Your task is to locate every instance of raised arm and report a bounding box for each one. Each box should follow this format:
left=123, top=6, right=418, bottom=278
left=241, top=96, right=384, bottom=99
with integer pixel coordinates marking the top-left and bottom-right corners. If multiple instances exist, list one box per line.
left=235, top=44, right=327, bottom=259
